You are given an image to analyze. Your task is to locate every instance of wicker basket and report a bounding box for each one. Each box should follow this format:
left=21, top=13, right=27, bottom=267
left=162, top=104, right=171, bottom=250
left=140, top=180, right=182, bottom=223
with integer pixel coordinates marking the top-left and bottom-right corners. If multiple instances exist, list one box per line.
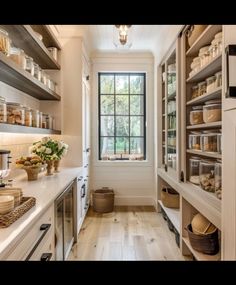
left=186, top=25, right=207, bottom=47
left=186, top=224, right=219, bottom=255
left=161, top=187, right=180, bottom=209
left=0, top=197, right=36, bottom=228
left=92, top=187, right=114, bottom=213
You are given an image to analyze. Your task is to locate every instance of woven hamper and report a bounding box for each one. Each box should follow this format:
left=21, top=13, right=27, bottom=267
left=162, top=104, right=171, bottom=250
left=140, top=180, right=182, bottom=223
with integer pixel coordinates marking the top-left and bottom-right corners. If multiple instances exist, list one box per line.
left=186, top=25, right=207, bottom=47
left=161, top=187, right=180, bottom=209
left=92, top=187, right=114, bottom=213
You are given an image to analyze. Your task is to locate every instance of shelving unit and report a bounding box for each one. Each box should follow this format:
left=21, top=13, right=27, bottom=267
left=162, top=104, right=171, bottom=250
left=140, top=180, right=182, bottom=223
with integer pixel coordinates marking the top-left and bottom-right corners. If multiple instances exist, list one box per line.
left=186, top=149, right=222, bottom=159
left=0, top=123, right=61, bottom=134
left=187, top=121, right=221, bottom=130
left=158, top=200, right=180, bottom=233
left=186, top=87, right=221, bottom=106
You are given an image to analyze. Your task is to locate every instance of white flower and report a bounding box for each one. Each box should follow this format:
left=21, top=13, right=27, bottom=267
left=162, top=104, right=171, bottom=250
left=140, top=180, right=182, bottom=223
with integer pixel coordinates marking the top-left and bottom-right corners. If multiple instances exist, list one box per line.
left=58, top=141, right=63, bottom=150
left=45, top=148, right=52, bottom=154
left=62, top=148, right=68, bottom=156
left=37, top=146, right=46, bottom=153
left=42, top=137, right=50, bottom=143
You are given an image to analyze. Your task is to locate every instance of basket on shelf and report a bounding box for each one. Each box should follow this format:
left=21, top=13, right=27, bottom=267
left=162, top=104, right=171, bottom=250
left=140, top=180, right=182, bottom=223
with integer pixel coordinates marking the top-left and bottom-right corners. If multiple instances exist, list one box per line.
left=186, top=224, right=219, bottom=255
left=161, top=186, right=180, bottom=209
left=186, top=25, right=208, bottom=47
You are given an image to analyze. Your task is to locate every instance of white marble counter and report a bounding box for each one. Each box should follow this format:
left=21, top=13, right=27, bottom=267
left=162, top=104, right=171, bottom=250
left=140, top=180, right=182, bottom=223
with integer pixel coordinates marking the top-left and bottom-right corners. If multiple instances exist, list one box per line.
left=0, top=166, right=83, bottom=259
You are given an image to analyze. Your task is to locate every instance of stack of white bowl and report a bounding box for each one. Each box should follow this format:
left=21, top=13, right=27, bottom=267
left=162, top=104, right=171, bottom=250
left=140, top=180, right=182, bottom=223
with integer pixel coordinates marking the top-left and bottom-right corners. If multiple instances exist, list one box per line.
left=0, top=188, right=22, bottom=207
left=0, top=196, right=14, bottom=215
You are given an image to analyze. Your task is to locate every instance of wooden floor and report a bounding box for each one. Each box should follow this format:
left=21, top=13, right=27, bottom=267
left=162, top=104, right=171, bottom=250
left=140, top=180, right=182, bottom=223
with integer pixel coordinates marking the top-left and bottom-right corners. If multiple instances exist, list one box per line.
left=69, top=206, right=188, bottom=260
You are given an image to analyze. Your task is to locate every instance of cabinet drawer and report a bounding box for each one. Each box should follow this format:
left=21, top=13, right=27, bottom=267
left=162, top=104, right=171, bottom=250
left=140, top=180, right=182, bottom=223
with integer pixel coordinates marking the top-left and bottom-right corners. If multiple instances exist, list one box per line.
left=4, top=205, right=54, bottom=260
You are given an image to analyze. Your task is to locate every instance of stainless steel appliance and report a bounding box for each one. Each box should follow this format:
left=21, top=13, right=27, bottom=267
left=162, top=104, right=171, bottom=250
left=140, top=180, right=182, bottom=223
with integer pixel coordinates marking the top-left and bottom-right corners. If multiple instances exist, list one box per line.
left=0, top=150, right=11, bottom=187
left=55, top=179, right=76, bottom=260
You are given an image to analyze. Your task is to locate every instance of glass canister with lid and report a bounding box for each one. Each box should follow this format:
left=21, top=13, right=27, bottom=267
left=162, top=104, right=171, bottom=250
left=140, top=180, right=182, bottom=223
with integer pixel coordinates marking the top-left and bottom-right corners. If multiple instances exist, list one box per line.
left=24, top=106, right=32, bottom=127
left=191, top=85, right=199, bottom=100
left=25, top=55, right=34, bottom=76
left=9, top=47, right=26, bottom=70
left=199, top=45, right=210, bottom=68
left=201, top=131, right=218, bottom=153
left=199, top=160, right=215, bottom=192
left=0, top=28, right=11, bottom=56
left=189, top=156, right=201, bottom=185
left=215, top=160, right=222, bottom=200
left=203, top=100, right=222, bottom=123
left=206, top=75, right=216, bottom=93
left=42, top=113, right=47, bottom=128
left=6, top=102, right=25, bottom=125
left=0, top=96, right=7, bottom=123
left=190, top=105, right=204, bottom=125
left=32, top=109, right=40, bottom=128
left=215, top=71, right=222, bottom=88
left=33, top=63, right=41, bottom=81
left=189, top=132, right=201, bottom=150
left=198, top=81, right=207, bottom=96
left=39, top=111, right=43, bottom=128
left=217, top=132, right=222, bottom=154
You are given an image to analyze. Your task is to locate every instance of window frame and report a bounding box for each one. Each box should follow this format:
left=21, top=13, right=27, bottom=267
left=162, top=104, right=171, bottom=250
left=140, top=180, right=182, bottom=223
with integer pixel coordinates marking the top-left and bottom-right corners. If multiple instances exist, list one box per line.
left=98, top=72, right=146, bottom=161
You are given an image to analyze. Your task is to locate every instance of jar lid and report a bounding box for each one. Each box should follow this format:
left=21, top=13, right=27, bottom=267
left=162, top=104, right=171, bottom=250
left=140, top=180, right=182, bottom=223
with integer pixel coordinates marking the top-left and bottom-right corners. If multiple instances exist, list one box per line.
left=6, top=102, right=22, bottom=107
left=206, top=75, right=216, bottom=81
left=200, top=159, right=215, bottom=165
left=199, top=45, right=210, bottom=54
left=23, top=105, right=32, bottom=110
left=211, top=38, right=222, bottom=45
left=192, top=85, right=198, bottom=89
left=215, top=71, right=222, bottom=76
left=201, top=132, right=219, bottom=136
left=192, top=105, right=203, bottom=110
left=198, top=81, right=206, bottom=86
left=204, top=99, right=222, bottom=105
left=0, top=96, right=6, bottom=103
left=190, top=156, right=201, bottom=160
left=193, top=57, right=200, bottom=62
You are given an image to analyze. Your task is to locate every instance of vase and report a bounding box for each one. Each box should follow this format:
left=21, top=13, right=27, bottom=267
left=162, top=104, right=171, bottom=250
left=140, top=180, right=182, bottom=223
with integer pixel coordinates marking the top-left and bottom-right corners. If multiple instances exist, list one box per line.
left=46, top=160, right=54, bottom=176
left=23, top=166, right=41, bottom=181
left=54, top=160, right=60, bottom=173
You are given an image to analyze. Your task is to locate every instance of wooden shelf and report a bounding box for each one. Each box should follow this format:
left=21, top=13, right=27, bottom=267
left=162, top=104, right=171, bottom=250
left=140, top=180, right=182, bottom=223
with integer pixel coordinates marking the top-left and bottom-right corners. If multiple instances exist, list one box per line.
left=187, top=87, right=222, bottom=106
left=158, top=200, right=180, bottom=233
left=186, top=25, right=222, bottom=57
left=0, top=123, right=61, bottom=134
left=0, top=53, right=61, bottom=101
left=187, top=149, right=222, bottom=159
left=1, top=25, right=60, bottom=70
left=182, top=237, right=220, bottom=261
left=187, top=121, right=221, bottom=130
left=187, top=54, right=222, bottom=83
left=167, top=91, right=176, bottom=100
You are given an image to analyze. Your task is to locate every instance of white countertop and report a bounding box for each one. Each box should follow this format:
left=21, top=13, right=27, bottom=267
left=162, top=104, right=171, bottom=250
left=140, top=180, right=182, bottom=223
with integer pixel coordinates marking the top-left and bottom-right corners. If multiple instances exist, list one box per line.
left=0, top=166, right=83, bottom=258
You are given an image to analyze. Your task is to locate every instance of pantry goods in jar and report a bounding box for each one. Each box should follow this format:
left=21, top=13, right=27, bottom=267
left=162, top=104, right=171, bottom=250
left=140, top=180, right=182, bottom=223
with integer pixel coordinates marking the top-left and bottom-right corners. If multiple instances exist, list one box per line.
left=215, top=161, right=222, bottom=200
left=217, top=133, right=222, bottom=154
left=33, top=63, right=41, bottom=81
left=191, top=85, right=199, bottom=100
left=198, top=81, right=207, bottom=96
left=206, top=75, right=216, bottom=93
left=203, top=100, right=221, bottom=123
left=25, top=55, right=34, bottom=76
left=199, top=45, right=210, bottom=68
left=24, top=106, right=32, bottom=127
left=215, top=71, right=222, bottom=88
left=47, top=47, right=58, bottom=61
left=0, top=28, right=11, bottom=56
left=189, top=132, right=201, bottom=150
left=32, top=109, right=40, bottom=128
left=39, top=111, right=43, bottom=128
left=6, top=102, right=25, bottom=125
left=0, top=96, right=7, bottom=123
left=201, top=131, right=218, bottom=153
left=190, top=106, right=203, bottom=125
left=199, top=160, right=215, bottom=192
left=9, top=47, right=26, bottom=70
left=189, top=156, right=201, bottom=185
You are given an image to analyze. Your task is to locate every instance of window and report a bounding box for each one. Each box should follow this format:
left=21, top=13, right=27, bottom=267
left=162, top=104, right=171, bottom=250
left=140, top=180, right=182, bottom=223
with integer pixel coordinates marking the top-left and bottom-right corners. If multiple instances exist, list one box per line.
left=98, top=73, right=146, bottom=161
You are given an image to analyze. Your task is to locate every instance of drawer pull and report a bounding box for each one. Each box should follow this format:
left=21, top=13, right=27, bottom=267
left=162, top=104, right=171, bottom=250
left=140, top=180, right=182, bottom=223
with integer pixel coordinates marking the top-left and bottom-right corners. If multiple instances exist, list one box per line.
left=25, top=223, right=51, bottom=260
left=41, top=252, right=52, bottom=261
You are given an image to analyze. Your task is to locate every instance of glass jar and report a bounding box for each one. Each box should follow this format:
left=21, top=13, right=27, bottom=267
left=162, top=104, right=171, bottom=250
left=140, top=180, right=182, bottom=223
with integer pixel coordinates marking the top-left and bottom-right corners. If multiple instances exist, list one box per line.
left=215, top=161, right=222, bottom=200
left=199, top=45, right=210, bottom=68
left=32, top=109, right=40, bottom=128
left=0, top=28, right=11, bottom=56
left=46, top=114, right=54, bottom=129
left=190, top=57, right=201, bottom=73
left=0, top=96, right=7, bottom=123
left=33, top=63, right=41, bottom=81
left=189, top=156, right=201, bottom=185
left=198, top=81, right=207, bottom=96
left=206, top=75, right=216, bottom=93
left=217, top=133, right=222, bottom=154
left=203, top=100, right=222, bottom=123
left=41, top=70, right=47, bottom=85
left=190, top=106, right=203, bottom=125
left=42, top=113, right=47, bottom=128
left=201, top=131, right=218, bottom=152
left=9, top=47, right=26, bottom=70
left=6, top=102, right=25, bottom=125
left=189, top=132, right=201, bottom=150
left=215, top=71, right=222, bottom=88
left=46, top=75, right=51, bottom=89
left=191, top=85, right=199, bottom=100
left=24, top=106, right=32, bottom=127
left=47, top=47, right=58, bottom=61
left=39, top=111, right=43, bottom=128
left=25, top=55, right=34, bottom=76
left=199, top=160, right=215, bottom=192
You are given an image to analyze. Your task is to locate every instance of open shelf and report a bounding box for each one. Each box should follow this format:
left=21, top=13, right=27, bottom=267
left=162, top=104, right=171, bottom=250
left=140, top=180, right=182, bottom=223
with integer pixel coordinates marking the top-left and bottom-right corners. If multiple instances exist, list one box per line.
left=187, top=87, right=222, bottom=106
left=186, top=25, right=222, bottom=57
left=182, top=237, right=220, bottom=261
left=0, top=123, right=61, bottom=134
left=187, top=149, right=222, bottom=159
left=158, top=200, right=180, bottom=233
left=1, top=25, right=60, bottom=70
left=0, top=53, right=61, bottom=101
left=187, top=121, right=221, bottom=130
left=187, top=54, right=222, bottom=83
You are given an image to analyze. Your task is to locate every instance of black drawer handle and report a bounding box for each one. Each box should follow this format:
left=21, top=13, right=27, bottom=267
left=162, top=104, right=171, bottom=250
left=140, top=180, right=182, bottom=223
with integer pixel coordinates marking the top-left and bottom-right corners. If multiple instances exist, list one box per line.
left=41, top=252, right=52, bottom=261
left=25, top=223, right=51, bottom=261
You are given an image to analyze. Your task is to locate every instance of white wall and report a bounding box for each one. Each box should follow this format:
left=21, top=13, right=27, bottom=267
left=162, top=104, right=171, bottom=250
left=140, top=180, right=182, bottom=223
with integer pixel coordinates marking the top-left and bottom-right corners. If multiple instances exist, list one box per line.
left=91, top=52, right=154, bottom=205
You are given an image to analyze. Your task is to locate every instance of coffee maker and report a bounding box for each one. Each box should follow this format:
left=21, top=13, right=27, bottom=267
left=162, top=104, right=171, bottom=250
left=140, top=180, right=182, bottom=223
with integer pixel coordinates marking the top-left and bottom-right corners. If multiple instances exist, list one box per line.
left=0, top=150, right=12, bottom=187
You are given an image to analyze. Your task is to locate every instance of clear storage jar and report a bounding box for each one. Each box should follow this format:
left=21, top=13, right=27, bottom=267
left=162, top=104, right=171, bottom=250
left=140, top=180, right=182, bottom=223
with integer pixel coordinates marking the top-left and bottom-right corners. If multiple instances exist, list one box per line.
left=215, top=161, right=222, bottom=200
left=201, top=132, right=218, bottom=152
left=32, top=109, right=40, bottom=128
left=33, top=63, right=41, bottom=81
left=39, top=111, right=43, bottom=128
left=189, top=156, right=201, bottom=185
left=9, top=47, right=26, bottom=70
left=199, top=45, right=210, bottom=68
left=0, top=28, right=11, bottom=56
left=191, top=85, right=199, bottom=100
left=41, top=70, right=47, bottom=85
left=25, top=55, right=34, bottom=76
left=206, top=75, right=216, bottom=93
left=199, top=160, right=215, bottom=192
left=46, top=114, right=54, bottom=129
left=203, top=100, right=222, bottom=123
left=217, top=133, right=222, bottom=154
left=47, top=47, right=58, bottom=61
left=24, top=107, right=32, bottom=127
left=42, top=113, right=47, bottom=128
left=6, top=102, right=25, bottom=125
left=0, top=96, right=7, bottom=123
left=190, top=106, right=203, bottom=125
left=215, top=71, right=222, bottom=88
left=198, top=81, right=207, bottom=96
left=189, top=132, right=201, bottom=150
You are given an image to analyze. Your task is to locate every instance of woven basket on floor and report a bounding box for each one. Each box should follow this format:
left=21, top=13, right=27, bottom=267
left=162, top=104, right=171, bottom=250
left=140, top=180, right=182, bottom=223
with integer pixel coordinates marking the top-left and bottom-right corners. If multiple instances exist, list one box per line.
left=161, top=187, right=180, bottom=209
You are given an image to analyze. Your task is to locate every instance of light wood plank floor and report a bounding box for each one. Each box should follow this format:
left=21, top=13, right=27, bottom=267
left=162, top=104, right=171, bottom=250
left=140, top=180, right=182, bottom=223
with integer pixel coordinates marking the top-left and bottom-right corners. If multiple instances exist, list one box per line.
left=68, top=206, right=187, bottom=261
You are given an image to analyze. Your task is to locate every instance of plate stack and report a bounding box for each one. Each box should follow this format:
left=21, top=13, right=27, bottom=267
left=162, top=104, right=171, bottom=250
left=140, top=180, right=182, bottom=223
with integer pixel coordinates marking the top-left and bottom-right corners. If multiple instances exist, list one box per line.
left=0, top=188, right=23, bottom=207
left=0, top=196, right=14, bottom=215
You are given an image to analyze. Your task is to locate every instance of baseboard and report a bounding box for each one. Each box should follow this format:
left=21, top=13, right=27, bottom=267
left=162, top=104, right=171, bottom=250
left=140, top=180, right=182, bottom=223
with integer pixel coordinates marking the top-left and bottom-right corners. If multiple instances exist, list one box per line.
left=114, top=196, right=155, bottom=206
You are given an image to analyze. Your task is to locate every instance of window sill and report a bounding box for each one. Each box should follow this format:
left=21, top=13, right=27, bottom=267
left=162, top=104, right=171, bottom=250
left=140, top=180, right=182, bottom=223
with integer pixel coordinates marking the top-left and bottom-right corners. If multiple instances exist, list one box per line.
left=93, top=160, right=152, bottom=167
